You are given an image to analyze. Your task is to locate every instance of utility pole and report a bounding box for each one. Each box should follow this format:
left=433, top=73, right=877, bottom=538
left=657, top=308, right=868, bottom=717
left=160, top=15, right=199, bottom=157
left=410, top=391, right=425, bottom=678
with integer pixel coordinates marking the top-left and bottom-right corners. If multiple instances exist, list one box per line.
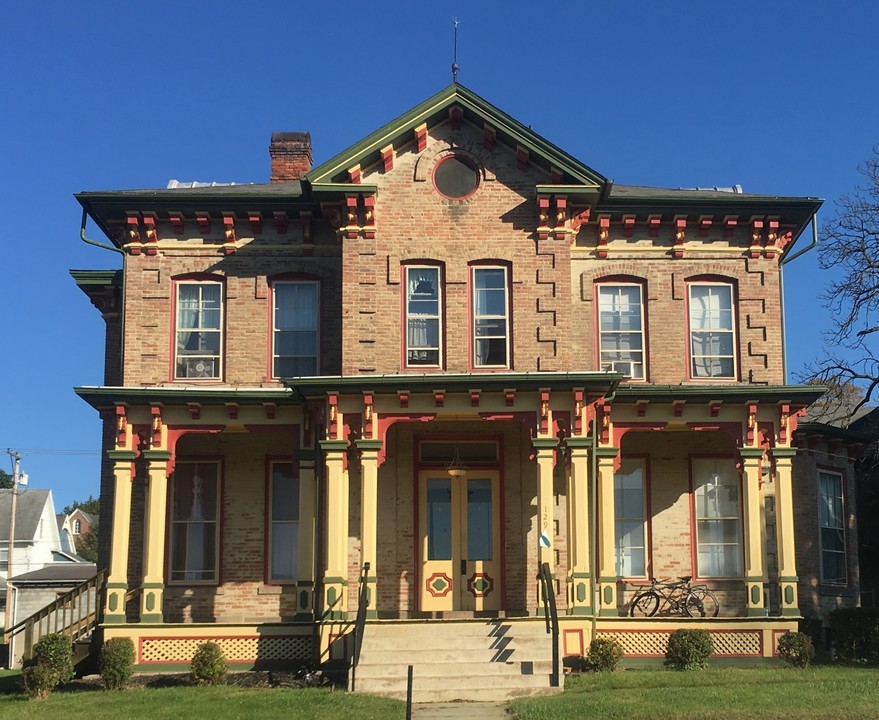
left=3, top=450, right=20, bottom=645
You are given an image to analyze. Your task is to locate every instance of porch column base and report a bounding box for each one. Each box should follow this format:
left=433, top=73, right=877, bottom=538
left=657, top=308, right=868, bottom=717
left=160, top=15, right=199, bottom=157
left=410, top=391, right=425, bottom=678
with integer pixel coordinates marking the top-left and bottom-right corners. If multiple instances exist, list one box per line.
left=140, top=582, right=165, bottom=623
left=322, top=576, right=348, bottom=621
left=566, top=572, right=593, bottom=616
left=779, top=577, right=799, bottom=616
left=295, top=580, right=314, bottom=618
left=598, top=576, right=618, bottom=616
left=103, top=581, right=128, bottom=623
left=745, top=577, right=766, bottom=616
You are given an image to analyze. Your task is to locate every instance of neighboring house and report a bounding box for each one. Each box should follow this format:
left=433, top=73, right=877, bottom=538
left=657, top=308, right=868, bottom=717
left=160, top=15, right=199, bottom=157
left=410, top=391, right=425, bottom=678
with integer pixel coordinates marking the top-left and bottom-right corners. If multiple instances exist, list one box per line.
left=73, top=84, right=846, bottom=680
left=1, top=489, right=82, bottom=606
left=57, top=508, right=95, bottom=556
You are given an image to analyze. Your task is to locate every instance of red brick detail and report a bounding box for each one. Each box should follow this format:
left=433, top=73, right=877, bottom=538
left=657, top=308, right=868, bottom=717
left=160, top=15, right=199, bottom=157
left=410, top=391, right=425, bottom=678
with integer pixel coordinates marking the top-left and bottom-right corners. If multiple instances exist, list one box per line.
left=673, top=400, right=686, bottom=417
left=434, top=391, right=444, bottom=407
left=248, top=213, right=262, bottom=235
left=150, top=405, right=163, bottom=448
left=517, top=146, right=529, bottom=172
left=673, top=216, right=687, bottom=258
left=327, top=395, right=338, bottom=437
left=540, top=390, right=550, bottom=436
left=273, top=212, right=288, bottom=235
left=648, top=214, right=662, bottom=237
left=269, top=131, right=312, bottom=183
left=750, top=218, right=765, bottom=258
left=622, top=215, right=636, bottom=238
left=570, top=209, right=590, bottom=235
left=597, top=216, right=610, bottom=258
left=415, top=124, right=428, bottom=152
left=709, top=401, right=722, bottom=418
left=573, top=390, right=584, bottom=435
left=398, top=392, right=409, bottom=408
left=537, top=196, right=551, bottom=239
left=699, top=215, right=713, bottom=237
left=142, top=215, right=158, bottom=256
left=363, top=195, right=376, bottom=239
left=747, top=403, right=758, bottom=446
left=381, top=145, right=394, bottom=173
left=483, top=124, right=496, bottom=150
left=636, top=400, right=649, bottom=417
left=187, top=403, right=201, bottom=420
left=724, top=216, right=738, bottom=237
left=300, top=211, right=312, bottom=244
left=505, top=390, right=516, bottom=407
left=169, top=213, right=184, bottom=234
left=223, top=215, right=237, bottom=255
left=551, top=167, right=563, bottom=184
left=115, top=405, right=127, bottom=449
left=348, top=165, right=362, bottom=184
left=363, top=393, right=374, bottom=438
left=554, top=196, right=568, bottom=241
left=264, top=403, right=277, bottom=420
left=449, top=106, right=463, bottom=130
left=470, top=391, right=480, bottom=407
left=225, top=403, right=239, bottom=420
left=197, top=213, right=211, bottom=234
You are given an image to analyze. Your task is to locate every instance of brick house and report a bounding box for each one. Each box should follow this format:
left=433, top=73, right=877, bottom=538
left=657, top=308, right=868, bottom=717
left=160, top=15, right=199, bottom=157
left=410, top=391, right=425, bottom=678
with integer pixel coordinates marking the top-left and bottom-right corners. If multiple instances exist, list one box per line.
left=71, top=84, right=856, bottom=687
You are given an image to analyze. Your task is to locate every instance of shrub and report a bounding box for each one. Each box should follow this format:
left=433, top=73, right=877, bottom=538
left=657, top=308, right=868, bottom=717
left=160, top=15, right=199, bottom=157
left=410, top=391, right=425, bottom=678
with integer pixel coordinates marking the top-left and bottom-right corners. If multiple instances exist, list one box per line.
left=587, top=637, right=624, bottom=672
left=99, top=637, right=136, bottom=690
left=664, top=629, right=713, bottom=671
left=190, top=641, right=227, bottom=686
left=777, top=631, right=815, bottom=668
left=21, top=633, right=74, bottom=699
left=828, top=608, right=879, bottom=664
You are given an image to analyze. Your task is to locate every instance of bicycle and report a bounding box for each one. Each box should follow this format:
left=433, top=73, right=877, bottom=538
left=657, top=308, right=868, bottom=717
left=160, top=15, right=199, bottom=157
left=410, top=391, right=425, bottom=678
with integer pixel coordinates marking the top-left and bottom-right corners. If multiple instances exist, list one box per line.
left=628, top=576, right=720, bottom=618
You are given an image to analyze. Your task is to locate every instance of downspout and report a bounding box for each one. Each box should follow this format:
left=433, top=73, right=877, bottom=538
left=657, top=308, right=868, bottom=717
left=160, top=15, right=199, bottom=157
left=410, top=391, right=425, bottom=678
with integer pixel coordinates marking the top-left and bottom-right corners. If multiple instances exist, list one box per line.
left=591, top=378, right=620, bottom=641
left=778, top=214, right=819, bottom=382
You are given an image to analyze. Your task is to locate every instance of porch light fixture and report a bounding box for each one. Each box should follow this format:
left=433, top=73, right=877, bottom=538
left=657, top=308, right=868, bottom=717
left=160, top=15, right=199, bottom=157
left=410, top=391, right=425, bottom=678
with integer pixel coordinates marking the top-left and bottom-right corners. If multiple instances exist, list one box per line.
left=445, top=446, right=469, bottom=478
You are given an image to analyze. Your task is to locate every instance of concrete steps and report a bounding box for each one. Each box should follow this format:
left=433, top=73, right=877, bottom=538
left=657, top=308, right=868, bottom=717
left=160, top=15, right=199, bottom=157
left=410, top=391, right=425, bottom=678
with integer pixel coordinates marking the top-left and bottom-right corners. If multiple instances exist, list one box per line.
left=352, top=619, right=562, bottom=702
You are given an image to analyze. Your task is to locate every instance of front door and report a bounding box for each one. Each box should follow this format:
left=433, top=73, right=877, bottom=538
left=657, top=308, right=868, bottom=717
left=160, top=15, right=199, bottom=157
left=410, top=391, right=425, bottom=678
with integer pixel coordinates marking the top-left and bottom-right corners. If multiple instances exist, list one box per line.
left=418, top=470, right=501, bottom=612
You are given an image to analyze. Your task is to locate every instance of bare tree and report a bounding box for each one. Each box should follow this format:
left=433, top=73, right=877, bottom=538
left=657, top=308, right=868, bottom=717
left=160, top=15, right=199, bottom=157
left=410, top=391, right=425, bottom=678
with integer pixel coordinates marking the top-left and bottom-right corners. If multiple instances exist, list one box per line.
left=808, top=148, right=879, bottom=413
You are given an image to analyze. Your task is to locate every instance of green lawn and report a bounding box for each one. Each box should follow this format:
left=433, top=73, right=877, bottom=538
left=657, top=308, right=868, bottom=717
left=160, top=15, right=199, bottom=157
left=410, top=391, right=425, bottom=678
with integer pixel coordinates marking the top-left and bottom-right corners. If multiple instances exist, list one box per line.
left=0, top=682, right=404, bottom=720
left=511, top=667, right=879, bottom=720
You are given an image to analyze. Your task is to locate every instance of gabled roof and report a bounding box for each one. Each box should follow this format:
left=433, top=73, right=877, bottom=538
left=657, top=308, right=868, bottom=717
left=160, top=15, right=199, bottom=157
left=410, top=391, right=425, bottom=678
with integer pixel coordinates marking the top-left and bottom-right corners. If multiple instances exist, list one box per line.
left=0, top=489, right=52, bottom=542
left=306, top=83, right=609, bottom=191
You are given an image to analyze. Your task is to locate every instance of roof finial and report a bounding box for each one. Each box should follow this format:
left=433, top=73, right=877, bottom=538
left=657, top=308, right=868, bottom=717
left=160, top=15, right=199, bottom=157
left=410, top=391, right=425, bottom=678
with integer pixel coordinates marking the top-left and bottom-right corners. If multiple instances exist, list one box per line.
left=451, top=18, right=459, bottom=84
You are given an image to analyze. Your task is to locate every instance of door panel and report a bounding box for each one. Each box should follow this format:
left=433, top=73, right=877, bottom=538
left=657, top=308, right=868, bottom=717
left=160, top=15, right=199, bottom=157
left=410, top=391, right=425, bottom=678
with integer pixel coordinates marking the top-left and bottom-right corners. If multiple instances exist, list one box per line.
left=419, top=471, right=501, bottom=612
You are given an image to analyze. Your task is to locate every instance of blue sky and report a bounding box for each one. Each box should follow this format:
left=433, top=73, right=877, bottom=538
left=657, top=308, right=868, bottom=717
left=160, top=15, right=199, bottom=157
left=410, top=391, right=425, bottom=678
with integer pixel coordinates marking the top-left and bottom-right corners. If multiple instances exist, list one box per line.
left=1, top=1, right=877, bottom=511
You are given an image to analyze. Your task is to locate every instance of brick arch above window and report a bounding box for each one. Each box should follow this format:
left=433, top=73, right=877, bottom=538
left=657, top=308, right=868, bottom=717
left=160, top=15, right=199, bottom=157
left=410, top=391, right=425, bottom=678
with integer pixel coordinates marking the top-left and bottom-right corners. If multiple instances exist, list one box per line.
left=578, top=263, right=648, bottom=300
left=413, top=142, right=495, bottom=183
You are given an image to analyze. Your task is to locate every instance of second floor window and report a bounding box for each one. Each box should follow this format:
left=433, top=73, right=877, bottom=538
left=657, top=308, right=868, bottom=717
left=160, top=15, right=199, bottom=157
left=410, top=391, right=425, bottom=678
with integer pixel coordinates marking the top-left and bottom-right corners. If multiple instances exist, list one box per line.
left=818, top=470, right=847, bottom=585
left=176, top=282, right=223, bottom=380
left=273, top=281, right=319, bottom=377
left=598, top=284, right=645, bottom=379
left=472, top=266, right=510, bottom=368
left=405, top=266, right=442, bottom=367
left=689, top=283, right=736, bottom=379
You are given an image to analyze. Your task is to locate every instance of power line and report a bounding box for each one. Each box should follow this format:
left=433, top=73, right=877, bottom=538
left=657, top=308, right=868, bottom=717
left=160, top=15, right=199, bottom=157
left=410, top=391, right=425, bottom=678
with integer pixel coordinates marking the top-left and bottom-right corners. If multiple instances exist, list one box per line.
left=18, top=448, right=100, bottom=457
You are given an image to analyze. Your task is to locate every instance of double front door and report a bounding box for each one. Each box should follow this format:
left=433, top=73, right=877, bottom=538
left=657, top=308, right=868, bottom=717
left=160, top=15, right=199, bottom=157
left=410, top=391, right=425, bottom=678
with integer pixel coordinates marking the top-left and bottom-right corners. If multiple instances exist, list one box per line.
left=418, top=471, right=501, bottom=612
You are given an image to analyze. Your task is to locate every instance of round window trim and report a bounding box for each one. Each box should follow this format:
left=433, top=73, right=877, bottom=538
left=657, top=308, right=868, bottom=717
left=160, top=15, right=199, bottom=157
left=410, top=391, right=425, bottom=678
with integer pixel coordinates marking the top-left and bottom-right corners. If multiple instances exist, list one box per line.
left=432, top=155, right=480, bottom=200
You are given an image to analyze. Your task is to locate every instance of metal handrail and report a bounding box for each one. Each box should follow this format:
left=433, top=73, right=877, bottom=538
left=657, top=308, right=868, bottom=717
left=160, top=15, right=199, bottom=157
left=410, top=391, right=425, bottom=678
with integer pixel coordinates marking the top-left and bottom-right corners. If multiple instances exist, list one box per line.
left=7, top=569, right=107, bottom=663
left=538, top=562, right=560, bottom=688
left=350, top=562, right=370, bottom=692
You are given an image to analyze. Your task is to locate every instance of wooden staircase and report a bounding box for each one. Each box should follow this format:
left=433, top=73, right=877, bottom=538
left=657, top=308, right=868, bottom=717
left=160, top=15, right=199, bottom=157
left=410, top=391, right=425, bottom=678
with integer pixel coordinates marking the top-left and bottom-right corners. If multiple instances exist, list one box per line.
left=351, top=618, right=563, bottom=702
left=6, top=570, right=106, bottom=670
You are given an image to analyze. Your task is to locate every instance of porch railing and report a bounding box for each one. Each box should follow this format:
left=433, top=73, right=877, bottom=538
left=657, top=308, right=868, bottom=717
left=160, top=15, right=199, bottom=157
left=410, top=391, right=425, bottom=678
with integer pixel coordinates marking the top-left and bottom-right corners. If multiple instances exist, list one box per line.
left=538, top=562, right=560, bottom=687
left=350, top=562, right=370, bottom=692
left=7, top=569, right=107, bottom=666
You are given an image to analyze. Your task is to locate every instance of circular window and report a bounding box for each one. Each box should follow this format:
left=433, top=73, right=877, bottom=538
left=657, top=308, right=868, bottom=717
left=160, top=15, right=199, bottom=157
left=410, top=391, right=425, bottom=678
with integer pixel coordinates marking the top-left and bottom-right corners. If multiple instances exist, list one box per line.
left=433, top=155, right=479, bottom=200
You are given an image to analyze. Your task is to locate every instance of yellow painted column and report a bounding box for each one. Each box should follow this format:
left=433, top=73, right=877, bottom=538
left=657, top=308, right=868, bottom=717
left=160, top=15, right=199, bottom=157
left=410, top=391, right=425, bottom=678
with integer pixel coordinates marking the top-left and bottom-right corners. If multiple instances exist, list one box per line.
left=596, top=449, right=620, bottom=616
left=566, top=437, right=593, bottom=615
left=140, top=450, right=171, bottom=623
left=321, top=440, right=349, bottom=620
left=355, top=440, right=381, bottom=618
left=532, top=439, right=558, bottom=569
left=296, top=451, right=316, bottom=618
left=740, top=449, right=767, bottom=616
left=771, top=448, right=799, bottom=616
left=104, top=450, right=136, bottom=624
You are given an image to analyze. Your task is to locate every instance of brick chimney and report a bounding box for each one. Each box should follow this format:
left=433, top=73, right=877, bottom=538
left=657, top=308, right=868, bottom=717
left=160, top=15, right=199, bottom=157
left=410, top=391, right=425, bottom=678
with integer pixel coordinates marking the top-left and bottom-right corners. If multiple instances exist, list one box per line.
left=269, top=131, right=312, bottom=182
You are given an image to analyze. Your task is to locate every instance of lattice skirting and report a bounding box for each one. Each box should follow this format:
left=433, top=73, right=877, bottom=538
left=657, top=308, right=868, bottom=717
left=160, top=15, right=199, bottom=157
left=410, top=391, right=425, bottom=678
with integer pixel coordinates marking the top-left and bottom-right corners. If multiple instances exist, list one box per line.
left=140, top=635, right=313, bottom=664
left=598, top=629, right=762, bottom=657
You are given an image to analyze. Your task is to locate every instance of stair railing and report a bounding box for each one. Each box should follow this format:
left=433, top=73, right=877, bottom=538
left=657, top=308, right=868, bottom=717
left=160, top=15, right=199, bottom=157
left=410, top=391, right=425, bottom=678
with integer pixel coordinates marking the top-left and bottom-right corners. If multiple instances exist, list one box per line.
left=6, top=569, right=107, bottom=666
left=350, top=562, right=370, bottom=692
left=538, top=562, right=560, bottom=687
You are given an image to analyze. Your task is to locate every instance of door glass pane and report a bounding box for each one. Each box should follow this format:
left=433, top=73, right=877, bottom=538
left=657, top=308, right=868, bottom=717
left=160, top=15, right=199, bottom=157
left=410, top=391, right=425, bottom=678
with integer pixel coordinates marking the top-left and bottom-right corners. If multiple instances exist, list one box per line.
left=467, top=479, right=492, bottom=561
left=427, top=479, right=452, bottom=560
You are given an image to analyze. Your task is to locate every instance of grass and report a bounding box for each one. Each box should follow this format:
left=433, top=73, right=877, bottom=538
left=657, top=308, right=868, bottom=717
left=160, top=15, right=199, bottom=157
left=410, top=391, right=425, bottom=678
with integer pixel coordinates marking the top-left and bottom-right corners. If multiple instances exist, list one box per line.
left=511, top=666, right=879, bottom=720
left=0, top=681, right=405, bottom=720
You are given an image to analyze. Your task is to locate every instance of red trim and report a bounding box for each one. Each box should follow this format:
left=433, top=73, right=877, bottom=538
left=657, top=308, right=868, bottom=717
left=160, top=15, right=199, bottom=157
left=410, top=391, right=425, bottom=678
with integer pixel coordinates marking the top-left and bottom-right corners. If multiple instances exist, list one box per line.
left=468, top=262, right=513, bottom=372
left=593, top=278, right=649, bottom=382
left=647, top=215, right=661, bottom=237
left=432, top=154, right=480, bottom=201
left=138, top=634, right=309, bottom=664
left=683, top=277, right=740, bottom=383
left=381, top=145, right=394, bottom=172
left=415, top=124, right=427, bottom=153
left=267, top=275, right=322, bottom=380
left=401, top=262, right=446, bottom=371
left=170, top=274, right=226, bottom=383
left=563, top=628, right=584, bottom=657
left=596, top=629, right=763, bottom=658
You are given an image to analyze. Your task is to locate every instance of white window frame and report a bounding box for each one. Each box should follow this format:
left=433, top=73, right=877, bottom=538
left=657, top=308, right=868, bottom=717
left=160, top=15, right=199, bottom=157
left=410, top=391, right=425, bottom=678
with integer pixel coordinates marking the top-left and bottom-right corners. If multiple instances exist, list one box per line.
left=73, top=519, right=81, bottom=535
left=268, top=461, right=300, bottom=583
left=471, top=266, right=510, bottom=369
left=614, top=459, right=647, bottom=577
left=693, top=458, right=742, bottom=578
left=175, top=281, right=223, bottom=380
left=404, top=266, right=443, bottom=368
left=272, top=280, right=319, bottom=378
left=818, top=469, right=847, bottom=585
left=169, top=461, right=220, bottom=584
left=688, top=282, right=736, bottom=379
left=597, top=284, right=646, bottom=380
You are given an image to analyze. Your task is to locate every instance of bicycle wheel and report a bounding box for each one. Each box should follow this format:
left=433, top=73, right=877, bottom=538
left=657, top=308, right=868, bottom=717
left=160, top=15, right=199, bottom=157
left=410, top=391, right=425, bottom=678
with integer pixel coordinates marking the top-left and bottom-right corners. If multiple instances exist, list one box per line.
left=684, top=589, right=719, bottom=618
left=629, top=590, right=660, bottom=617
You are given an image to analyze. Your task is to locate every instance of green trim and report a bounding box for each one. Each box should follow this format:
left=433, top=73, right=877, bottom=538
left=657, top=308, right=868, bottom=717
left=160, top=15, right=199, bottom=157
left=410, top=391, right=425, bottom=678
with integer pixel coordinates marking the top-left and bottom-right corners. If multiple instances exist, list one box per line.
left=739, top=448, right=765, bottom=460
left=140, top=613, right=164, bottom=623
left=106, top=582, right=129, bottom=590
left=322, top=576, right=349, bottom=585
left=568, top=571, right=593, bottom=579
left=566, top=606, right=594, bottom=616
left=770, top=448, right=799, bottom=459
left=795, top=421, right=873, bottom=443
left=745, top=576, right=766, bottom=584
left=102, top=613, right=127, bottom=624
left=319, top=440, right=348, bottom=452
left=305, top=83, right=608, bottom=188
left=778, top=576, right=799, bottom=583
left=287, top=371, right=621, bottom=397
left=531, top=437, right=559, bottom=450
left=310, top=182, right=379, bottom=195
left=106, top=450, right=137, bottom=462
left=746, top=607, right=767, bottom=617
left=295, top=580, right=315, bottom=587
left=613, top=384, right=824, bottom=406
left=76, top=385, right=298, bottom=410
left=70, top=269, right=122, bottom=288
left=297, top=449, right=317, bottom=463
left=354, top=439, right=383, bottom=451
left=141, top=450, right=172, bottom=462
left=598, top=608, right=619, bottom=617
left=780, top=608, right=801, bottom=618
left=595, top=447, right=620, bottom=460
left=565, top=437, right=593, bottom=449
left=140, top=582, right=165, bottom=590
left=323, top=611, right=348, bottom=621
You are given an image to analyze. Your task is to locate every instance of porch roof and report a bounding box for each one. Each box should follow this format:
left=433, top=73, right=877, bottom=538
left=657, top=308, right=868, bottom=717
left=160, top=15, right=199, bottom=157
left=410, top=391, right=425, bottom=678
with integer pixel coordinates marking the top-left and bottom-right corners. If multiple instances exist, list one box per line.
left=74, top=385, right=298, bottom=410
left=612, top=383, right=825, bottom=408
